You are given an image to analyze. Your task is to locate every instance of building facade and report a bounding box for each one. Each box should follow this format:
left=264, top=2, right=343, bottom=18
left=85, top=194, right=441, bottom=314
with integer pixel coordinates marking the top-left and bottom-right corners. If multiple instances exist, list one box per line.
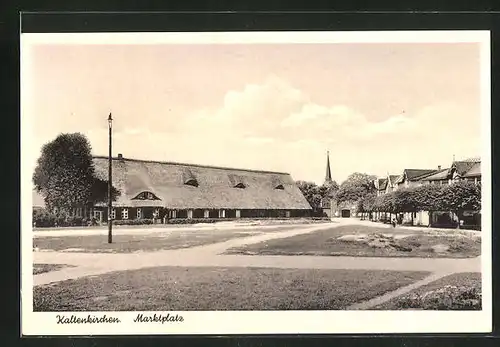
left=85, top=155, right=312, bottom=223
left=372, top=157, right=481, bottom=229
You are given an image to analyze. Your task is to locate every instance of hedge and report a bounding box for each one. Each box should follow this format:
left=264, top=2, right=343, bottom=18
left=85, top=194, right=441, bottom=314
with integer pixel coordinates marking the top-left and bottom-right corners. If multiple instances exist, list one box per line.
left=32, top=213, right=330, bottom=228
left=32, top=209, right=95, bottom=228
left=114, top=219, right=156, bottom=226
left=360, top=180, right=481, bottom=215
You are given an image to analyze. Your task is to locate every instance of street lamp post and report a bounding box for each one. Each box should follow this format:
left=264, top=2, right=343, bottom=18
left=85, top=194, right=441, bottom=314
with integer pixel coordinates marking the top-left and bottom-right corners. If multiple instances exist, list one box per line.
left=108, top=113, right=113, bottom=244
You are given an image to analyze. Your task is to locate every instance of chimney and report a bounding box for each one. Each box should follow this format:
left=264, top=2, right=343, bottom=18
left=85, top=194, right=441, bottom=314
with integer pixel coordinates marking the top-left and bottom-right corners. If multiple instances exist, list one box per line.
left=117, top=153, right=123, bottom=160
left=437, top=165, right=441, bottom=170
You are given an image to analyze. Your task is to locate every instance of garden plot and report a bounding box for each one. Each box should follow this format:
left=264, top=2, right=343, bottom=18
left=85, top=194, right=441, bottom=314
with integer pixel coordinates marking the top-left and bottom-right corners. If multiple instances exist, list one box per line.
left=225, top=225, right=481, bottom=258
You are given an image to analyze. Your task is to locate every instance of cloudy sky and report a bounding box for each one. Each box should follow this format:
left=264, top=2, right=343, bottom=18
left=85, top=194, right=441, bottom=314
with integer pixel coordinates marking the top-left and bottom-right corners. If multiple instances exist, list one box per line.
left=23, top=40, right=483, bottom=184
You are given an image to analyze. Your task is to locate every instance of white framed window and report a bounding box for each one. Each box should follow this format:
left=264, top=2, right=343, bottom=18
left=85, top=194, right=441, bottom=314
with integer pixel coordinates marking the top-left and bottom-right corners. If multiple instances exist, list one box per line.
left=137, top=208, right=142, bottom=219
left=122, top=208, right=129, bottom=220
left=171, top=210, right=177, bottom=218
left=204, top=210, right=210, bottom=218
left=110, top=208, right=116, bottom=220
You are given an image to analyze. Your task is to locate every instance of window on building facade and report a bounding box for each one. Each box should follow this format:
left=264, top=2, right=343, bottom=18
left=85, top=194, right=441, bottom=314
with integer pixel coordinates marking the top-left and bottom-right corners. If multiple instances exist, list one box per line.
left=122, top=208, right=129, bottom=220
left=110, top=209, right=116, bottom=220
left=183, top=169, right=199, bottom=187
left=133, top=191, right=160, bottom=200
left=228, top=174, right=246, bottom=188
left=153, top=208, right=160, bottom=218
left=137, top=208, right=142, bottom=219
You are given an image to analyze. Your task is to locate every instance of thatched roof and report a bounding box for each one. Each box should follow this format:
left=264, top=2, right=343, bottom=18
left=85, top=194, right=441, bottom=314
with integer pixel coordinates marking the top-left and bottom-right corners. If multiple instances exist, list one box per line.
left=92, top=156, right=312, bottom=210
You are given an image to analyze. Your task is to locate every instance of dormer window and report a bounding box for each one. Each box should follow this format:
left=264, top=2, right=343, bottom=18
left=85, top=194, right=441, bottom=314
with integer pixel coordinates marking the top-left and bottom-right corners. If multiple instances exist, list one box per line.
left=182, top=168, right=199, bottom=187
left=272, top=176, right=285, bottom=190
left=133, top=191, right=160, bottom=200
left=228, top=174, right=246, bottom=189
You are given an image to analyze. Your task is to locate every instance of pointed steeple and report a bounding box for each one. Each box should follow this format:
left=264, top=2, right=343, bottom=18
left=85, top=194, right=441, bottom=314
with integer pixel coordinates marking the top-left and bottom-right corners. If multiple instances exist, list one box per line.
left=325, top=150, right=332, bottom=184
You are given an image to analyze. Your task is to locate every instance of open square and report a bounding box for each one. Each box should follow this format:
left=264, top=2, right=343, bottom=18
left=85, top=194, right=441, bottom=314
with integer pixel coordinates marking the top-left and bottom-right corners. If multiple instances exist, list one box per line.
left=33, top=219, right=481, bottom=312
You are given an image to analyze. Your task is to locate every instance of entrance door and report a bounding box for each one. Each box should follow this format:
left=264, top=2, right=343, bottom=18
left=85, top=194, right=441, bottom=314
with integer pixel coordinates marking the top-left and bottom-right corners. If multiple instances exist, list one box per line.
left=93, top=210, right=103, bottom=223
left=341, top=209, right=351, bottom=218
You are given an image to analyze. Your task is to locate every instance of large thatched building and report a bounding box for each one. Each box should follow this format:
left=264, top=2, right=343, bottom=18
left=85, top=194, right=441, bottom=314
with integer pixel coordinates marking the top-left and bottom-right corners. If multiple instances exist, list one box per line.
left=86, top=154, right=312, bottom=223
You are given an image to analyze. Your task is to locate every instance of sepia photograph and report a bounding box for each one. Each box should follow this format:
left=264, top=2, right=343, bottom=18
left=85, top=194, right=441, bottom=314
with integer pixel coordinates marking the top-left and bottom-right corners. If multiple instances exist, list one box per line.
left=21, top=31, right=491, bottom=335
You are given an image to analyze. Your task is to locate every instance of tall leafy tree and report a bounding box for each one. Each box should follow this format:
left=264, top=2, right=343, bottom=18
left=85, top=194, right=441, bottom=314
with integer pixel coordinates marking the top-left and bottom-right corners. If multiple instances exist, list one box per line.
left=412, top=184, right=446, bottom=212
left=296, top=180, right=323, bottom=210
left=33, top=133, right=119, bottom=213
left=319, top=181, right=339, bottom=201
left=336, top=172, right=377, bottom=205
left=360, top=192, right=377, bottom=219
left=441, top=181, right=481, bottom=228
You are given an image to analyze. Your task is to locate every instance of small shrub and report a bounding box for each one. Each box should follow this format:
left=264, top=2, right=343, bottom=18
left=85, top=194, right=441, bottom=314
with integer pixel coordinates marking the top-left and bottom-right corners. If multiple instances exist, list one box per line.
left=33, top=209, right=56, bottom=228
left=395, top=285, right=481, bottom=310
left=33, top=210, right=97, bottom=228
left=167, top=218, right=219, bottom=225
left=114, top=219, right=155, bottom=226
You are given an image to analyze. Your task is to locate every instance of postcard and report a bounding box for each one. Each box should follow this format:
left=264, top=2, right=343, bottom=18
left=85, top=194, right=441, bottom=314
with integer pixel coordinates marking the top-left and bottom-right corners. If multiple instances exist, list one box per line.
left=21, top=30, right=491, bottom=335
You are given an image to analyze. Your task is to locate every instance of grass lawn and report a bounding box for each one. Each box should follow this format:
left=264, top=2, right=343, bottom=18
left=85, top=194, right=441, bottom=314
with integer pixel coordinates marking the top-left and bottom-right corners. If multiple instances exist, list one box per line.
left=33, top=266, right=429, bottom=311
left=33, top=226, right=298, bottom=253
left=372, top=272, right=481, bottom=310
left=33, top=264, right=73, bottom=275
left=225, top=225, right=481, bottom=258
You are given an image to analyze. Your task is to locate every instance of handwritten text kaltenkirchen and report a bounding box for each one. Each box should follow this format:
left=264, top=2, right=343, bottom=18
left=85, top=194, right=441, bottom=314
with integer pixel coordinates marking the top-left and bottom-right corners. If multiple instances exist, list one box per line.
left=56, top=314, right=121, bottom=324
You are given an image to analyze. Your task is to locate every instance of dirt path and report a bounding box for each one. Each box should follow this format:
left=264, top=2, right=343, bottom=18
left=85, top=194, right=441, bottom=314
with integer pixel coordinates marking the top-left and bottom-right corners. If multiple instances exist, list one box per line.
left=346, top=271, right=453, bottom=310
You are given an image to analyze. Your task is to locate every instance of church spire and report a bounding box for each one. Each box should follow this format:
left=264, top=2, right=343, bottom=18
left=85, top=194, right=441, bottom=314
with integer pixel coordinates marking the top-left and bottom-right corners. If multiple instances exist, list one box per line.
left=325, top=150, right=332, bottom=184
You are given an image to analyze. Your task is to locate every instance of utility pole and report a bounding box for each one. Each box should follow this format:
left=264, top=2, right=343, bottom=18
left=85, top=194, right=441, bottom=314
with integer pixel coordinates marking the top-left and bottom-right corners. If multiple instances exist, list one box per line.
left=108, top=113, right=113, bottom=244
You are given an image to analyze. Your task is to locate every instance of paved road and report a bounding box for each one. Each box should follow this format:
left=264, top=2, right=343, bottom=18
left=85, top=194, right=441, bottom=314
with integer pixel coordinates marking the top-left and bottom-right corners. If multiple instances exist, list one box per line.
left=31, top=218, right=482, bottom=309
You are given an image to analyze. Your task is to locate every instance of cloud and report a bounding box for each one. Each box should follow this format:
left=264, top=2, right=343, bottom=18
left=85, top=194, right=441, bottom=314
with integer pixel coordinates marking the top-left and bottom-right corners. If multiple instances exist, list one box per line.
left=32, top=76, right=480, bottom=185
left=180, top=76, right=420, bottom=146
